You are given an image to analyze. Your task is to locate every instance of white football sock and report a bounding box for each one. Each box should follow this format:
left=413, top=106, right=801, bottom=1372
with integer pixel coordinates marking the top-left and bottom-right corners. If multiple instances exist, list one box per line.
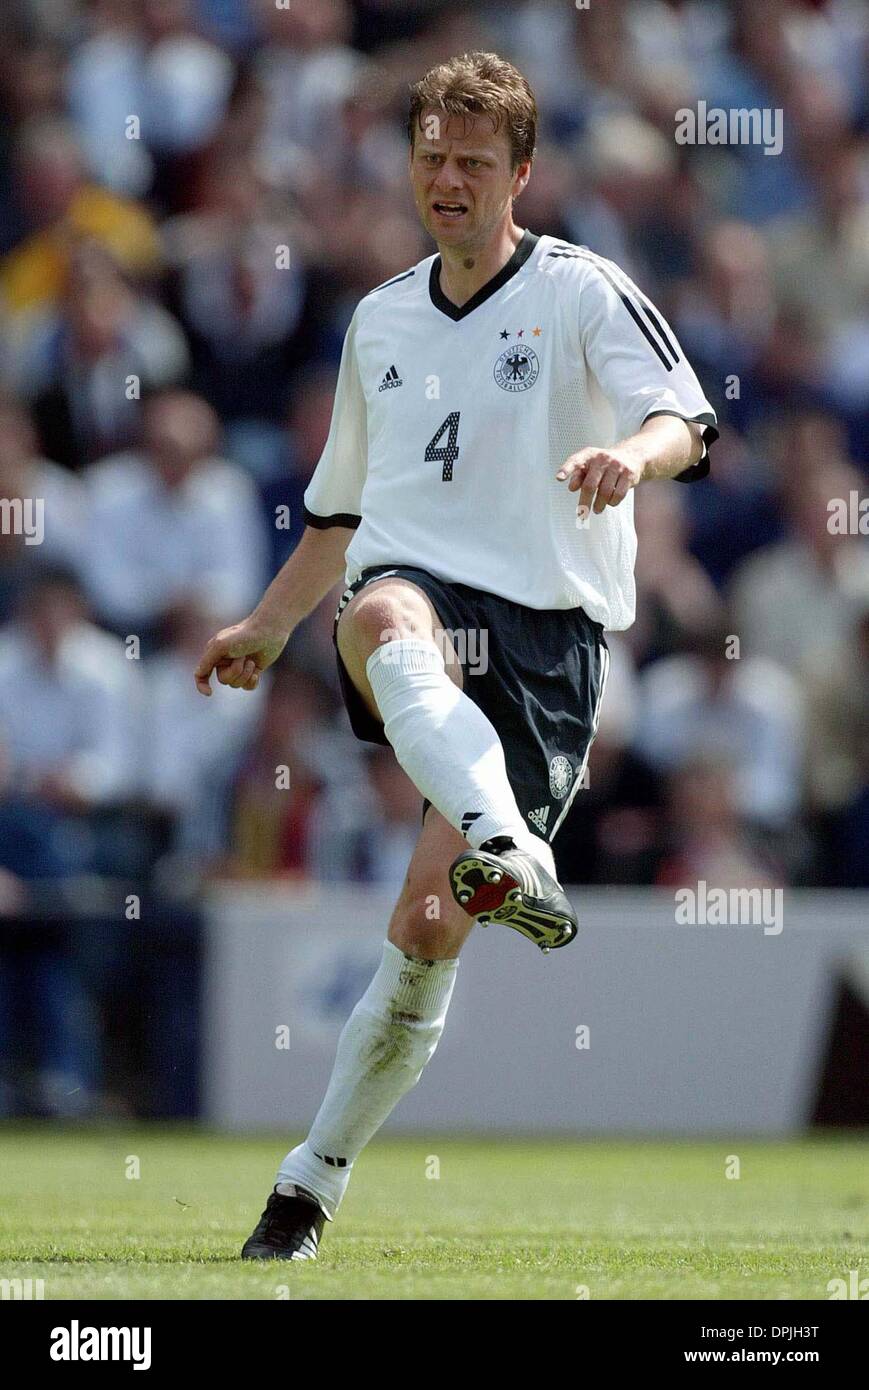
left=366, top=637, right=551, bottom=867
left=277, top=940, right=458, bottom=1218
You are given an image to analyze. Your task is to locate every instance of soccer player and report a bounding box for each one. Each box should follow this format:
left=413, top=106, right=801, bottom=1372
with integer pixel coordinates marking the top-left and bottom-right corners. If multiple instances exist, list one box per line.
left=194, top=52, right=717, bottom=1260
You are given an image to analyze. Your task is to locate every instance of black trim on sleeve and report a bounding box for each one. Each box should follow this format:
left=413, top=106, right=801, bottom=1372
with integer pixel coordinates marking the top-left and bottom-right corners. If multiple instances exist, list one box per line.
left=643, top=410, right=719, bottom=483
left=674, top=455, right=710, bottom=482
left=304, top=507, right=362, bottom=530
left=551, top=245, right=680, bottom=371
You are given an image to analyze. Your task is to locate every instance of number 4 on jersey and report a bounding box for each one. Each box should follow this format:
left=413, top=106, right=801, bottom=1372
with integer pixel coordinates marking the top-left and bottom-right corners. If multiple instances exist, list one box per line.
left=424, top=411, right=460, bottom=481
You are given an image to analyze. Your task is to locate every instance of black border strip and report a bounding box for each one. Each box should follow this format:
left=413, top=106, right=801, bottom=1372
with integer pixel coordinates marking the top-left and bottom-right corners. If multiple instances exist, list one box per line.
left=429, top=229, right=540, bottom=321
left=304, top=506, right=361, bottom=530
left=644, top=409, right=719, bottom=482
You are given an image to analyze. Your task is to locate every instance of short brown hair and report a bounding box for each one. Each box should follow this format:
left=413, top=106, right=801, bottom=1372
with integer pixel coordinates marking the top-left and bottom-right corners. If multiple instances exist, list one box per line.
left=407, top=51, right=537, bottom=171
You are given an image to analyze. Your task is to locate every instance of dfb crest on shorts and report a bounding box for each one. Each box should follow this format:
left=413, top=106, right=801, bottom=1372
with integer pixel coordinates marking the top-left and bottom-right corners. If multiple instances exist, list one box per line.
left=494, top=344, right=539, bottom=392
left=549, top=755, right=573, bottom=800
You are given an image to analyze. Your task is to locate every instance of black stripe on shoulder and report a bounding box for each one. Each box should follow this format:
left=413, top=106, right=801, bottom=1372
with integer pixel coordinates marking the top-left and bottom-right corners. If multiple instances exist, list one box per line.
left=365, top=268, right=416, bottom=297
left=554, top=246, right=680, bottom=372
left=581, top=254, right=678, bottom=371
left=304, top=507, right=361, bottom=530
left=596, top=269, right=676, bottom=370
left=588, top=254, right=681, bottom=367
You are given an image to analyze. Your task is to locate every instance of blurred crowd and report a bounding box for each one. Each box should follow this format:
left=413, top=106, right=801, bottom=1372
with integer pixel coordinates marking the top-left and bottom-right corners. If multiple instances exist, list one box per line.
left=0, top=0, right=868, bottom=933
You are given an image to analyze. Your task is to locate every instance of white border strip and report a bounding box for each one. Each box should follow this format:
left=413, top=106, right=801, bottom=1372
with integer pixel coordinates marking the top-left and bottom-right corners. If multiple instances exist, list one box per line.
left=550, top=639, right=611, bottom=841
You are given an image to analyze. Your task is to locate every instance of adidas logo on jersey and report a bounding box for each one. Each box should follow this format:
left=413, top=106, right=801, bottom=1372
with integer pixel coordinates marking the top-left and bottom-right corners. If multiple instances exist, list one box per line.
left=528, top=805, right=550, bottom=834
left=378, top=364, right=403, bottom=391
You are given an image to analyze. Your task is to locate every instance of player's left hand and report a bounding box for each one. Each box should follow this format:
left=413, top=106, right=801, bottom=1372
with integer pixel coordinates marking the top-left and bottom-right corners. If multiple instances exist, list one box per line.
left=556, top=447, right=643, bottom=517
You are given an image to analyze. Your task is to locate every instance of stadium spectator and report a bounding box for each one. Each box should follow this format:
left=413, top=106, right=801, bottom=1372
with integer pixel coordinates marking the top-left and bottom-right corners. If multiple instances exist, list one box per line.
left=0, top=565, right=140, bottom=878
left=673, top=221, right=776, bottom=433
left=229, top=665, right=338, bottom=876
left=11, top=241, right=189, bottom=470
left=140, top=597, right=266, bottom=861
left=634, top=620, right=806, bottom=832
left=67, top=0, right=236, bottom=209
left=656, top=751, right=786, bottom=891
left=801, top=593, right=869, bottom=886
left=305, top=733, right=388, bottom=883
left=729, top=452, right=869, bottom=673
left=162, top=152, right=323, bottom=436
left=678, top=424, right=783, bottom=589
left=0, top=116, right=160, bottom=318
left=629, top=480, right=724, bottom=666
left=332, top=59, right=415, bottom=198
left=766, top=140, right=869, bottom=353
left=357, top=747, right=421, bottom=887
left=566, top=112, right=680, bottom=279
left=253, top=0, right=364, bottom=183
left=261, top=365, right=343, bottom=572
left=65, top=0, right=155, bottom=199
left=555, top=633, right=667, bottom=886
left=79, top=389, right=267, bottom=641
left=0, top=396, right=85, bottom=619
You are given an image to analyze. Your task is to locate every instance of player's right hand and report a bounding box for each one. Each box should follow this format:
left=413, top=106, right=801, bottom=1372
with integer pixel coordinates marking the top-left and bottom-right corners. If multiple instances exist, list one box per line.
left=194, top=618, right=289, bottom=696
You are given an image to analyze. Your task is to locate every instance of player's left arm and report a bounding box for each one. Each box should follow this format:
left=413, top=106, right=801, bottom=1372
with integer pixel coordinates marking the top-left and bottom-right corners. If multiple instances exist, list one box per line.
left=565, top=254, right=718, bottom=517
left=556, top=414, right=705, bottom=518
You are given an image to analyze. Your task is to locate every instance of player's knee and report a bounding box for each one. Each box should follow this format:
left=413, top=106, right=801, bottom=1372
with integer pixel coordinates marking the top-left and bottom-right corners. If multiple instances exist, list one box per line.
left=388, top=889, right=470, bottom=960
left=341, top=587, right=433, bottom=665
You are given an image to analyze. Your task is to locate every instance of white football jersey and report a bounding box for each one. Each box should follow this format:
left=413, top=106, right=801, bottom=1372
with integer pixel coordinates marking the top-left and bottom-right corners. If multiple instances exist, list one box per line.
left=304, top=231, right=717, bottom=629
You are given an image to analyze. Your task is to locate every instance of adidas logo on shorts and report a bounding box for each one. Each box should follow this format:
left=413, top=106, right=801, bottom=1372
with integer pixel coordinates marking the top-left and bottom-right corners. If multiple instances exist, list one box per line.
left=378, top=364, right=403, bottom=391
left=528, top=805, right=550, bottom=834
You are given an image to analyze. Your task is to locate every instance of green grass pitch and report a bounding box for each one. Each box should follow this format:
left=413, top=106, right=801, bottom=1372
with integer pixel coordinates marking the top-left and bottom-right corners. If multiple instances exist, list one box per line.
left=0, top=1127, right=866, bottom=1300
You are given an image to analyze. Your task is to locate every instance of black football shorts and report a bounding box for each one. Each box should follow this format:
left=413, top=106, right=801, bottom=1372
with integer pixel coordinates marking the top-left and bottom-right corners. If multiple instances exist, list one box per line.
left=332, top=564, right=609, bottom=844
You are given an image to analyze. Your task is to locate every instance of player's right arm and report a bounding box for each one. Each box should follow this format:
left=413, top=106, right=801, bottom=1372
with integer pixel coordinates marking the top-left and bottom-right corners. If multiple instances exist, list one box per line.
left=194, top=525, right=353, bottom=695
left=195, top=308, right=368, bottom=696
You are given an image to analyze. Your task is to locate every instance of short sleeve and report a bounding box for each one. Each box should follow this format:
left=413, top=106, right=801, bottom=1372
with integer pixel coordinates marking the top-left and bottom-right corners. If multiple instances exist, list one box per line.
left=578, top=257, right=718, bottom=481
left=303, top=310, right=368, bottom=528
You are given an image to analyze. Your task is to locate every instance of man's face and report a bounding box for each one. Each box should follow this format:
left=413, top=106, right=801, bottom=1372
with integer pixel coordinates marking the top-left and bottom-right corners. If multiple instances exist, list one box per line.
left=409, top=109, right=530, bottom=250
left=28, top=584, right=84, bottom=655
left=144, top=399, right=212, bottom=487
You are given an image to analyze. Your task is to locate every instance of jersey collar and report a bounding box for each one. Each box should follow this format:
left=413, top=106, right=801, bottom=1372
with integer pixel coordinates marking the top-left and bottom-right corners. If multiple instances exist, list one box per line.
left=429, top=229, right=540, bottom=321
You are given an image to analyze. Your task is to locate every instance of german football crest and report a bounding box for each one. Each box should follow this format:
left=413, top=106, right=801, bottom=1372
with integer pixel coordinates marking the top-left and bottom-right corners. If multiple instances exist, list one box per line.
left=549, top=755, right=573, bottom=800
left=494, top=343, right=539, bottom=392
